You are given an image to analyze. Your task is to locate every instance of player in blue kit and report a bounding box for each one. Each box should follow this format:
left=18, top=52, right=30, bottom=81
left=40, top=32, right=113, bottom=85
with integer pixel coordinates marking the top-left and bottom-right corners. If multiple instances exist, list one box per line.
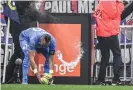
left=19, top=27, right=56, bottom=84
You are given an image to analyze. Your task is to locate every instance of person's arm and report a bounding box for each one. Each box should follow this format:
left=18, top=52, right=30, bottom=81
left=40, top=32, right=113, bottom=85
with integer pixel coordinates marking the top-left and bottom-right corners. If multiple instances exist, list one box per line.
left=48, top=40, right=56, bottom=74
left=29, top=50, right=37, bottom=72
left=49, top=55, right=54, bottom=74
left=29, top=39, right=41, bottom=82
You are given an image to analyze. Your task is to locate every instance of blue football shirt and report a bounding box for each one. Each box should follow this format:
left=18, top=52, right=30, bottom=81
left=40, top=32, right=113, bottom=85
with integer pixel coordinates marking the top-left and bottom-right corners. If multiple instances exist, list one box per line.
left=20, top=27, right=56, bottom=51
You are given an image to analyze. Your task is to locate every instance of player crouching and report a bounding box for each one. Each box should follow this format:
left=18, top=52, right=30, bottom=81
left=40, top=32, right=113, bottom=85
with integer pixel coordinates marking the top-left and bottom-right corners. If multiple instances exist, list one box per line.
left=19, top=27, right=56, bottom=84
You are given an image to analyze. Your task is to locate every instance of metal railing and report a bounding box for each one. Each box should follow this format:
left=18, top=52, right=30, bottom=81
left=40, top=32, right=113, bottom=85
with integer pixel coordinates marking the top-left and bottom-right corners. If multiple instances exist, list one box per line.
left=93, top=25, right=133, bottom=82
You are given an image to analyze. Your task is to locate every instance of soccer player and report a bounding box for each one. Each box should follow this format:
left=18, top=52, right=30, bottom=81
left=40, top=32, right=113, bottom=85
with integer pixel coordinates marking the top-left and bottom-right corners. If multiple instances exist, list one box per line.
left=19, top=27, right=56, bottom=84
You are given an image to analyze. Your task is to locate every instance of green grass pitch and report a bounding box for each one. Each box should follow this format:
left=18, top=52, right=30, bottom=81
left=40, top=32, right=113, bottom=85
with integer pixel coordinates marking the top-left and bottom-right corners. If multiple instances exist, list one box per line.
left=1, top=84, right=133, bottom=90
